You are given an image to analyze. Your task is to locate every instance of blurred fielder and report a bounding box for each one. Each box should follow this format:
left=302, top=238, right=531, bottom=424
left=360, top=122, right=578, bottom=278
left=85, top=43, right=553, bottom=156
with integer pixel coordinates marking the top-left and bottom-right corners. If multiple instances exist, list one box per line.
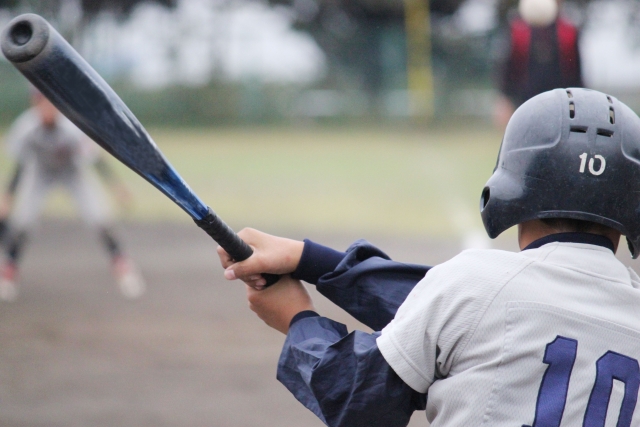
left=219, top=89, right=640, bottom=426
left=0, top=90, right=145, bottom=301
left=494, top=0, right=583, bottom=128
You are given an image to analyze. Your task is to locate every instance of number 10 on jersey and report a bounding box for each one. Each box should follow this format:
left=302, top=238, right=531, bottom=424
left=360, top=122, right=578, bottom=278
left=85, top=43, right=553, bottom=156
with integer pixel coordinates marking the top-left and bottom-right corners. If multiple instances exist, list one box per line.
left=524, top=336, right=639, bottom=427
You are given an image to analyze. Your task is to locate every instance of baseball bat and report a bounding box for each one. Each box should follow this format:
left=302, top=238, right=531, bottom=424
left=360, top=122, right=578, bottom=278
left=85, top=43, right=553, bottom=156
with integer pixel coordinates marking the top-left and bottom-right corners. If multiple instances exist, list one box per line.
left=1, top=13, right=279, bottom=286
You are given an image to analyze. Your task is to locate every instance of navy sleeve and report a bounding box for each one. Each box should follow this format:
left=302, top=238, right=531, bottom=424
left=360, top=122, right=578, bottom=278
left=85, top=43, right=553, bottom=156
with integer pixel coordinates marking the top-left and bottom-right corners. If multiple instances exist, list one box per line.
left=294, top=239, right=430, bottom=331
left=291, top=240, right=347, bottom=285
left=278, top=315, right=426, bottom=427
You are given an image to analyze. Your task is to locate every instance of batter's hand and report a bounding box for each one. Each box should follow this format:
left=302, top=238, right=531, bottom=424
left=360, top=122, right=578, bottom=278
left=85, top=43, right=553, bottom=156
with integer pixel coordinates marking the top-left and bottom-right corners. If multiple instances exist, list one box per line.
left=217, top=228, right=304, bottom=289
left=245, top=275, right=314, bottom=334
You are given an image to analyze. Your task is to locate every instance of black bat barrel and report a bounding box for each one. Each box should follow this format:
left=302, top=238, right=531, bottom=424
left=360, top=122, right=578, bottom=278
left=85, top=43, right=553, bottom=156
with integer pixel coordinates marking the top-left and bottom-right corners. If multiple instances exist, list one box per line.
left=0, top=14, right=272, bottom=276
left=1, top=15, right=48, bottom=63
left=0, top=14, right=208, bottom=219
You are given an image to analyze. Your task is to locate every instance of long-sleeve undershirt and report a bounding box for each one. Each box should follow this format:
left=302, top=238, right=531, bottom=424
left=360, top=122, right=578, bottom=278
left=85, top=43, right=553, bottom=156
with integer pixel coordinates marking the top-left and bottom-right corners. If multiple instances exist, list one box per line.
left=277, top=239, right=430, bottom=427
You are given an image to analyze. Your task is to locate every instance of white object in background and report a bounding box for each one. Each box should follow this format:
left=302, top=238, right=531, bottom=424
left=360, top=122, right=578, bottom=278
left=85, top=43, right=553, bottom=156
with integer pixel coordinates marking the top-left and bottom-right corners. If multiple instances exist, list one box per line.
left=519, top=0, right=558, bottom=27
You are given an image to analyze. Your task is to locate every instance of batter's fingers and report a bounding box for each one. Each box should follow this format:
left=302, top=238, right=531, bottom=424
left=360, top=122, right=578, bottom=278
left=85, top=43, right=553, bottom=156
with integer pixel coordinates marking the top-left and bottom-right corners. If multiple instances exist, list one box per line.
left=247, top=284, right=265, bottom=291
left=224, top=267, right=236, bottom=280
left=217, top=245, right=234, bottom=269
left=235, top=278, right=265, bottom=289
left=225, top=268, right=266, bottom=288
left=237, top=275, right=267, bottom=289
left=248, top=277, right=267, bottom=290
left=229, top=258, right=268, bottom=281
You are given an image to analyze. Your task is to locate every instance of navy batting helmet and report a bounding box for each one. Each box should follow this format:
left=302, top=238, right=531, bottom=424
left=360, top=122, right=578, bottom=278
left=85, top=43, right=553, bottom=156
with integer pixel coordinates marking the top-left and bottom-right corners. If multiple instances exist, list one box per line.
left=481, top=88, right=640, bottom=257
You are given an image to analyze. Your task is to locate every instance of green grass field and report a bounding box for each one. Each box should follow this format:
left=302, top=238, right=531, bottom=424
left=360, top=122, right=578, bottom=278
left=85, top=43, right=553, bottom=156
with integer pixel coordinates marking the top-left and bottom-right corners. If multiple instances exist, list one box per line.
left=0, top=125, right=504, bottom=238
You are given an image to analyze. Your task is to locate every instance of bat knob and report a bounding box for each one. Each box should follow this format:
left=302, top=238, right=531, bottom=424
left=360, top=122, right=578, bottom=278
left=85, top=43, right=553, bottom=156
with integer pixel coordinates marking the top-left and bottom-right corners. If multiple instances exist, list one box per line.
left=1, top=14, right=50, bottom=64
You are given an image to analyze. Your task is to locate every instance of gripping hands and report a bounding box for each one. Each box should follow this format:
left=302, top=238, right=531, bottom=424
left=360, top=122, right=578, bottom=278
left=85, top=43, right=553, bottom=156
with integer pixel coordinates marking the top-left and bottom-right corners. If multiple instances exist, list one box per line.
left=217, top=228, right=314, bottom=334
left=217, top=228, right=304, bottom=289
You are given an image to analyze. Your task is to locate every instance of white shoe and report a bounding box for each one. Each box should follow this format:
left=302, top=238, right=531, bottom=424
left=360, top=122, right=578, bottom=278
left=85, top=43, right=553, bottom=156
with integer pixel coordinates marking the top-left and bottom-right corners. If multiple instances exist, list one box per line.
left=0, top=277, right=17, bottom=302
left=114, top=258, right=146, bottom=299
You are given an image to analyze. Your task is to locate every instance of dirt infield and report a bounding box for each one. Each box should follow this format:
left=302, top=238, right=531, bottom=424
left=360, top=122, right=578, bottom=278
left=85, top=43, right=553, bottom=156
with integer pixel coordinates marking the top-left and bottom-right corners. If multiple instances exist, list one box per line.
left=0, top=219, right=514, bottom=426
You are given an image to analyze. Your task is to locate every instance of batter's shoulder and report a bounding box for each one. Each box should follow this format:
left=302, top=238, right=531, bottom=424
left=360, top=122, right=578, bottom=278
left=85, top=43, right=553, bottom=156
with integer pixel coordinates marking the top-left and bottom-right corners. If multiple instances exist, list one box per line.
left=445, top=247, right=529, bottom=270
left=424, top=248, right=533, bottom=293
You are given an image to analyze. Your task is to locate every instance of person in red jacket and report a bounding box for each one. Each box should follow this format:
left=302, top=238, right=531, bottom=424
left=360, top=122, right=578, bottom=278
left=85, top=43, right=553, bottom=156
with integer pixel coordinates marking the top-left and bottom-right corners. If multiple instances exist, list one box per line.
left=494, top=0, right=583, bottom=128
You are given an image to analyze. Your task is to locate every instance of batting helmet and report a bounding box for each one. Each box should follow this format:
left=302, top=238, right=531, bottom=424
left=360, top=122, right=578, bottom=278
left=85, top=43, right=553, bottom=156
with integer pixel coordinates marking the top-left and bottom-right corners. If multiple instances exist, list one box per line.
left=481, top=88, right=640, bottom=257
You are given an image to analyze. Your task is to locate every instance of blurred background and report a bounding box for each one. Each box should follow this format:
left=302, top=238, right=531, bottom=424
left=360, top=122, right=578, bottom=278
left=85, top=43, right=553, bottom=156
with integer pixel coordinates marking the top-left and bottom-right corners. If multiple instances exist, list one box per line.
left=0, top=0, right=639, bottom=426
left=2, top=0, right=640, bottom=126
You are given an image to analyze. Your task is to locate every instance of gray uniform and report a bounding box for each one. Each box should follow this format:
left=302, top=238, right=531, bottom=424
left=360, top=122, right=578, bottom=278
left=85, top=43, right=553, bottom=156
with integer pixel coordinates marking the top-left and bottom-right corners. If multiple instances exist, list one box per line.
left=378, top=242, right=640, bottom=426
left=5, top=108, right=111, bottom=231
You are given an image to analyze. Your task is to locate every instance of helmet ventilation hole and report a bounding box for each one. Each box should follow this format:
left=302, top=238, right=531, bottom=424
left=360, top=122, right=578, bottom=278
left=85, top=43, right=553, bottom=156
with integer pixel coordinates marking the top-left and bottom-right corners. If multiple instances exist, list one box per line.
left=597, top=129, right=614, bottom=137
left=609, top=107, right=615, bottom=124
left=569, top=102, right=575, bottom=119
left=570, top=126, right=587, bottom=133
left=480, top=187, right=490, bottom=211
left=607, top=95, right=613, bottom=104
left=566, top=90, right=573, bottom=98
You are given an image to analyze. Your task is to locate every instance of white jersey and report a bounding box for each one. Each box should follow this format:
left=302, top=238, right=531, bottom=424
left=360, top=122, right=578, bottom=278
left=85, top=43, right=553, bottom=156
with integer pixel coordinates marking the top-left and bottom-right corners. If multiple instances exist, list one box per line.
left=5, top=108, right=98, bottom=174
left=377, top=241, right=640, bottom=426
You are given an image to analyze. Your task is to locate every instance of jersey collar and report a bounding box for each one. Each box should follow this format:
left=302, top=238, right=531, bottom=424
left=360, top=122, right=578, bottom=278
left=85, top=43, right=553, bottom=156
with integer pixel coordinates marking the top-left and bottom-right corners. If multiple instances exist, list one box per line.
left=523, top=232, right=615, bottom=253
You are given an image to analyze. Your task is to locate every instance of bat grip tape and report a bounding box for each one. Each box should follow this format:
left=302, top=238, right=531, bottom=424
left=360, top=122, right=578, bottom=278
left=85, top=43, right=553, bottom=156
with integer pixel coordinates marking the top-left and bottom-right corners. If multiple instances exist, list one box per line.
left=194, top=207, right=280, bottom=287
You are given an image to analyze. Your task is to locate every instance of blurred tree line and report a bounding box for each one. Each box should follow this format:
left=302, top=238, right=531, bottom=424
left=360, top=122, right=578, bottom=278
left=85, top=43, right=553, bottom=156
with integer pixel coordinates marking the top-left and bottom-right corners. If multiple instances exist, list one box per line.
left=0, top=0, right=635, bottom=126
left=0, top=0, right=176, bottom=17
